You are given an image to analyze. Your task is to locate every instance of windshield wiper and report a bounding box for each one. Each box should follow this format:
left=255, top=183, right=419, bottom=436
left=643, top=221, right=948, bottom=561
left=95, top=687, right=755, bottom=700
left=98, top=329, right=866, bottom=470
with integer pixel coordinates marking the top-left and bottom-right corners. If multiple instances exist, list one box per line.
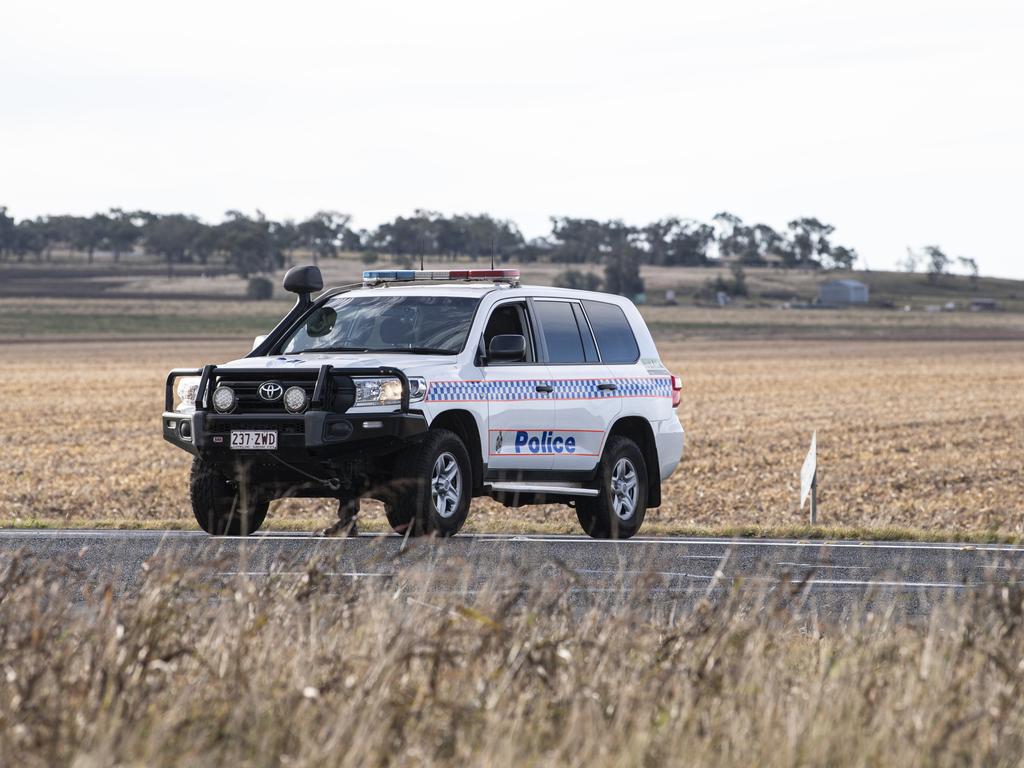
left=293, top=346, right=369, bottom=354
left=365, top=347, right=456, bottom=355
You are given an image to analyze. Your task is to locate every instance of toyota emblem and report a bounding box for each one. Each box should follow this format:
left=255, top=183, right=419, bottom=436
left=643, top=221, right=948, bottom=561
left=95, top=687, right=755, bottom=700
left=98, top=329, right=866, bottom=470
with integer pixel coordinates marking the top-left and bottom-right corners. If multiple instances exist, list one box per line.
left=258, top=381, right=284, bottom=401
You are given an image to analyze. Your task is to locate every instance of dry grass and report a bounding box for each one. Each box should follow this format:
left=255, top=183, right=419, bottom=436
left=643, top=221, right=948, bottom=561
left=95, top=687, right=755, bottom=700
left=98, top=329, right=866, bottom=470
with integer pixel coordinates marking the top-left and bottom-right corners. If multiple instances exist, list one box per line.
left=2, top=336, right=1024, bottom=536
left=3, top=551, right=1024, bottom=766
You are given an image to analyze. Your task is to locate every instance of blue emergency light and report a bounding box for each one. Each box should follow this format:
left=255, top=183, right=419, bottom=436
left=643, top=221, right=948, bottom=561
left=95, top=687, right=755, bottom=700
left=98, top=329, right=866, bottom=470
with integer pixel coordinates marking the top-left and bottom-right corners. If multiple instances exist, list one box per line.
left=362, top=268, right=520, bottom=286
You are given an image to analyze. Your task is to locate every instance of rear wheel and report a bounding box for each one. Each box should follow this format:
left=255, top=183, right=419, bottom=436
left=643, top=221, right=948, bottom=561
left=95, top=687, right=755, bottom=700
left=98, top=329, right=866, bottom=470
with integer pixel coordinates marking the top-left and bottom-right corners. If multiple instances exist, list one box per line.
left=576, top=435, right=648, bottom=539
left=384, top=429, right=471, bottom=537
left=190, top=458, right=269, bottom=536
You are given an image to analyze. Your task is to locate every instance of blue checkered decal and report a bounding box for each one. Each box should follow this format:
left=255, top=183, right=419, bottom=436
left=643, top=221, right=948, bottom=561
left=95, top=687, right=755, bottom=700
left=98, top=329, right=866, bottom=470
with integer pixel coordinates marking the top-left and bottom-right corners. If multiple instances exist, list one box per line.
left=426, top=377, right=671, bottom=402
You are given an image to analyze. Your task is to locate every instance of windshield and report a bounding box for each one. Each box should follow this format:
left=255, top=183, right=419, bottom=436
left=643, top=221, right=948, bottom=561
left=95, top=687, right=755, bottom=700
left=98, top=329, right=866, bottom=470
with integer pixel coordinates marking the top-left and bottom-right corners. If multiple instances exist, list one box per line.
left=280, top=294, right=481, bottom=355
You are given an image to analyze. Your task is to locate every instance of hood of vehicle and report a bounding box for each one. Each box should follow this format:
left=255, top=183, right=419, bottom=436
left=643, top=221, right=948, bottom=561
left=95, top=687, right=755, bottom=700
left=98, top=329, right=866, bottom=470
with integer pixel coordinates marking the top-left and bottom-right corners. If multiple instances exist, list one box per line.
left=218, top=353, right=456, bottom=374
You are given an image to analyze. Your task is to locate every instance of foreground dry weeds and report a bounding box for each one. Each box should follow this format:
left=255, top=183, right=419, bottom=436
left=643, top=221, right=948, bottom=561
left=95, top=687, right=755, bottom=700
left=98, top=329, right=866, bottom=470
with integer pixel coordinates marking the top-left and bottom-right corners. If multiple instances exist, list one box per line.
left=2, top=553, right=1024, bottom=766
left=2, top=337, right=1023, bottom=534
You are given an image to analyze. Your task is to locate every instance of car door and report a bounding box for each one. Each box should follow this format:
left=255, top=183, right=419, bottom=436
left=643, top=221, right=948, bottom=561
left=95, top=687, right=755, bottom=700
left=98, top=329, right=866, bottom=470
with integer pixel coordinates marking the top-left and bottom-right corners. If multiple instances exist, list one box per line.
left=531, top=298, right=621, bottom=474
left=479, top=299, right=555, bottom=473
left=580, top=296, right=651, bottom=427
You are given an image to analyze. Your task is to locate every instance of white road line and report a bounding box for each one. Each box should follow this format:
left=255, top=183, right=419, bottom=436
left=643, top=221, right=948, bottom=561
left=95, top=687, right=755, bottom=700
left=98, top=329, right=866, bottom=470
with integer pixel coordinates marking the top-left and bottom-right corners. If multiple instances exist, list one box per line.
left=806, top=578, right=973, bottom=589
left=776, top=562, right=870, bottom=570
left=2, top=529, right=1022, bottom=554
left=213, top=568, right=981, bottom=591
left=500, top=535, right=1024, bottom=553
left=217, top=571, right=392, bottom=578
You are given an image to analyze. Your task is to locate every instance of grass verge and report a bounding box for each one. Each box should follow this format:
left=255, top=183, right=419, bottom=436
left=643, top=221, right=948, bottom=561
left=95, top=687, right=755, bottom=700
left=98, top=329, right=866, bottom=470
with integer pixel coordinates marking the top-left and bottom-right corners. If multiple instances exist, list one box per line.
left=3, top=517, right=1022, bottom=545
left=4, top=549, right=1024, bottom=765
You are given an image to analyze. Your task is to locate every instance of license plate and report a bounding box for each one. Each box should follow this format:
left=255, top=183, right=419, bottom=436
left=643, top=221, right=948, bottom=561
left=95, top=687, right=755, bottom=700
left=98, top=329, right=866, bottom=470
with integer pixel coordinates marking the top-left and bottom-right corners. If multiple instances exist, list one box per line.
left=230, top=430, right=277, bottom=450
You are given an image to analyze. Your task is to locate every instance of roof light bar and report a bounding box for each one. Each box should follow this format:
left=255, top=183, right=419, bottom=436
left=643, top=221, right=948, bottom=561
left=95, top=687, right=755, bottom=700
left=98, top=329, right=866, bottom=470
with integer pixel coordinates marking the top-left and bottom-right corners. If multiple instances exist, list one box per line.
left=362, top=269, right=520, bottom=286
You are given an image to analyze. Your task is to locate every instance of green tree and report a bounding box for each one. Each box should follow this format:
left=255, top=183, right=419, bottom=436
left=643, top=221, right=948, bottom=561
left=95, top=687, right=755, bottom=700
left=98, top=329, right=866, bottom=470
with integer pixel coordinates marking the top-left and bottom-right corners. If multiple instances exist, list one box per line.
left=216, top=211, right=283, bottom=278
left=603, top=226, right=644, bottom=299
left=714, top=213, right=759, bottom=264
left=298, top=211, right=351, bottom=264
left=553, top=269, right=602, bottom=291
left=827, top=245, right=858, bottom=270
left=436, top=214, right=524, bottom=262
left=785, top=218, right=834, bottom=267
left=273, top=220, right=300, bottom=266
left=367, top=210, right=442, bottom=263
left=12, top=218, right=48, bottom=262
left=712, top=214, right=791, bottom=266
left=0, top=207, right=14, bottom=259
left=923, top=245, right=950, bottom=284
left=549, top=217, right=617, bottom=264
left=105, top=209, right=141, bottom=263
left=145, top=214, right=206, bottom=277
left=70, top=213, right=111, bottom=264
left=643, top=218, right=714, bottom=266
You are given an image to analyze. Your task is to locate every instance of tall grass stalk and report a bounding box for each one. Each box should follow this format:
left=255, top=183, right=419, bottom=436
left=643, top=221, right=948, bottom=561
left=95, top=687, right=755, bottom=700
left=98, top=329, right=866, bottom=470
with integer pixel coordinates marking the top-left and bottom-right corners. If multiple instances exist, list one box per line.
left=2, top=551, right=1023, bottom=766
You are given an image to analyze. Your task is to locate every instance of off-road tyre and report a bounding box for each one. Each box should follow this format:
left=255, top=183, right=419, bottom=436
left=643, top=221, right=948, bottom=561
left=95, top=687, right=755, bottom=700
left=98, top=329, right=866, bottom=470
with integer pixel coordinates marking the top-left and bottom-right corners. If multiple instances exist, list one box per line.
left=384, top=428, right=472, bottom=537
left=576, top=435, right=648, bottom=539
left=190, top=457, right=269, bottom=536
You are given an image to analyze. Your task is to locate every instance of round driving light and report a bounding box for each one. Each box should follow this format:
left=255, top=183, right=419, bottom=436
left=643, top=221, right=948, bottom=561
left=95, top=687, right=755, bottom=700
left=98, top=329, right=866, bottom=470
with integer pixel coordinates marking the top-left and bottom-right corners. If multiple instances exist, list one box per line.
left=212, top=385, right=236, bottom=413
left=283, top=386, right=308, bottom=413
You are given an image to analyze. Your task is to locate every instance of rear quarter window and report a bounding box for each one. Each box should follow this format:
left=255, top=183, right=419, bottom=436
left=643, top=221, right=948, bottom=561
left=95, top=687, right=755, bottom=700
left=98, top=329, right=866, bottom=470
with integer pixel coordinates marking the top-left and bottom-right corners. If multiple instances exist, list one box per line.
left=582, top=300, right=640, bottom=363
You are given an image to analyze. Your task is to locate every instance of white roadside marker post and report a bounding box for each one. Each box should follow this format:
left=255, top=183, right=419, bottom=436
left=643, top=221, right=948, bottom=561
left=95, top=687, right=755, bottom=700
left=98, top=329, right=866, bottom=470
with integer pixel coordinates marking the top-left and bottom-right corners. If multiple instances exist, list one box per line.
left=800, top=431, right=818, bottom=525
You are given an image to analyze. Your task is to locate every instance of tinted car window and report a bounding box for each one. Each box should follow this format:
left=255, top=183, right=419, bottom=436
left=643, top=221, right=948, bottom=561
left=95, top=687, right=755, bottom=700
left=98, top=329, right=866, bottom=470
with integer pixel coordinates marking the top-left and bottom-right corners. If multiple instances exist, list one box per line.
left=572, top=303, right=600, bottom=362
left=582, top=300, right=639, bottom=363
left=534, top=301, right=585, bottom=363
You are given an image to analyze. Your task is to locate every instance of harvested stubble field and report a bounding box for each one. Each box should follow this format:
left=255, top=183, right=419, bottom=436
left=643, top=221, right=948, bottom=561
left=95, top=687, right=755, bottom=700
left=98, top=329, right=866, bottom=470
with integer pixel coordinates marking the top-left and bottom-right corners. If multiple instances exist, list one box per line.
left=2, top=333, right=1023, bottom=536
left=3, top=552, right=1024, bottom=766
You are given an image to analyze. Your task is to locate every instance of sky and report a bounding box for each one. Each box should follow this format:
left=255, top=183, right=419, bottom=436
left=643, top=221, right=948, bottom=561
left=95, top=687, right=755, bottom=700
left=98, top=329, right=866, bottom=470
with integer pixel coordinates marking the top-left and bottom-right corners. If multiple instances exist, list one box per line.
left=1, top=0, right=1022, bottom=277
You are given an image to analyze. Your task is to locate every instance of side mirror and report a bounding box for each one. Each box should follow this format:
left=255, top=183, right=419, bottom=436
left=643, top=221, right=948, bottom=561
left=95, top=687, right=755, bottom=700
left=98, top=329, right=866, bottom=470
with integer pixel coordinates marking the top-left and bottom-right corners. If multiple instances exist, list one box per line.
left=283, top=265, right=323, bottom=296
left=487, top=334, right=526, bottom=363
left=251, top=334, right=267, bottom=351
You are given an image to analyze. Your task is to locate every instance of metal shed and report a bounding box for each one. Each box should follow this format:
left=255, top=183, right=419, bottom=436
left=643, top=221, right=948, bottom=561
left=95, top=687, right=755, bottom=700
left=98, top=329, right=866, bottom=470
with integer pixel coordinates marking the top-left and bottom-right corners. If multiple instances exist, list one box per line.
left=819, top=279, right=869, bottom=305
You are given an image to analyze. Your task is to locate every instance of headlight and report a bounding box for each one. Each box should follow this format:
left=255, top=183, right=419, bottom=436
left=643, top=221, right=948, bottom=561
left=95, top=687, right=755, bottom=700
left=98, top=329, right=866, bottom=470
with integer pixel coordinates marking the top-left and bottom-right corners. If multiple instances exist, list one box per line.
left=284, top=385, right=308, bottom=413
left=212, top=385, right=237, bottom=413
left=408, top=377, right=427, bottom=402
left=353, top=377, right=403, bottom=407
left=175, top=376, right=201, bottom=412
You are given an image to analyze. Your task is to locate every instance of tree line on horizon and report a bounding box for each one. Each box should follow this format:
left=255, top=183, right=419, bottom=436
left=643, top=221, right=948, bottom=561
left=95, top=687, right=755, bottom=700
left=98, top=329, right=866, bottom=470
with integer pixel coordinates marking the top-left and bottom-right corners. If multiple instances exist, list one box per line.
left=0, top=207, right=857, bottom=278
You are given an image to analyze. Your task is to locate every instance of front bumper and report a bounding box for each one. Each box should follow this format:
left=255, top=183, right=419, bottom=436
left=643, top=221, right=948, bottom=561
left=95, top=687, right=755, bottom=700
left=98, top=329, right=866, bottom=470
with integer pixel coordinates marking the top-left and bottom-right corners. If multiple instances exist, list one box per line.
left=163, top=363, right=427, bottom=458
left=162, top=409, right=428, bottom=457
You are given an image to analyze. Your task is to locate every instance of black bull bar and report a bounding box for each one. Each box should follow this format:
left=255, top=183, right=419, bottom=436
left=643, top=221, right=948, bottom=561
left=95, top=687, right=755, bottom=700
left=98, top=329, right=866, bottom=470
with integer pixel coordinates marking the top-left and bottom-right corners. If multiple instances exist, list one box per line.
left=164, top=364, right=412, bottom=414
left=162, top=364, right=421, bottom=456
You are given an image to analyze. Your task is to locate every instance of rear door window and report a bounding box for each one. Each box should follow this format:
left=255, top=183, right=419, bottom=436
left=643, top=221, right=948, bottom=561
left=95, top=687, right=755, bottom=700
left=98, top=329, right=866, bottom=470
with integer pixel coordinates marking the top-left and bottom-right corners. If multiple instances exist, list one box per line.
left=582, top=301, right=640, bottom=363
left=534, top=300, right=586, bottom=364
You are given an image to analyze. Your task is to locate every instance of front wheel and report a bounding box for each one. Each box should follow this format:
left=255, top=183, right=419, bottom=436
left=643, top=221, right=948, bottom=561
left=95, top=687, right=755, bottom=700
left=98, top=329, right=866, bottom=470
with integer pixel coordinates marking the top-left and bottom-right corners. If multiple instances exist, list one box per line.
left=190, top=458, right=269, bottom=536
left=576, top=435, right=648, bottom=539
left=384, top=429, right=471, bottom=537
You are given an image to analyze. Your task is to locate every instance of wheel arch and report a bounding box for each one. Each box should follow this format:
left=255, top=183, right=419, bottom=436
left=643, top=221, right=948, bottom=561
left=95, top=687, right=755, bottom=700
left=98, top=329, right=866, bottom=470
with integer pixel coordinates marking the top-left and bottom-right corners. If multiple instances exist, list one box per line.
left=607, top=416, right=661, bottom=508
left=429, top=409, right=485, bottom=495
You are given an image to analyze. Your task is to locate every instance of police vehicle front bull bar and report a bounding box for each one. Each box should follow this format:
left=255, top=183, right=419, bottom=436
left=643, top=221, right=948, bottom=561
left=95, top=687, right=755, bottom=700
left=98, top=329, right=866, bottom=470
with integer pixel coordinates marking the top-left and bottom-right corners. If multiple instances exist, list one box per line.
left=164, top=364, right=413, bottom=414
left=163, top=364, right=421, bottom=456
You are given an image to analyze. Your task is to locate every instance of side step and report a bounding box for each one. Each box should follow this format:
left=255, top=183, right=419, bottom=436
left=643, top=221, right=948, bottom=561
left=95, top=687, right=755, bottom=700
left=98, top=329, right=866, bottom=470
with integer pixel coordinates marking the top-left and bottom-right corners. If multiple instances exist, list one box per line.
left=485, top=482, right=599, bottom=498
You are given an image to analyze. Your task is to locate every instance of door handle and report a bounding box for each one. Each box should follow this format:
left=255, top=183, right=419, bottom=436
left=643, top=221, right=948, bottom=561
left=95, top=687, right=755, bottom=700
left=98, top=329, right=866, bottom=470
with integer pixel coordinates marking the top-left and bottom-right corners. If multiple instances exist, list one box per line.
left=535, top=384, right=553, bottom=393
left=597, top=383, right=618, bottom=391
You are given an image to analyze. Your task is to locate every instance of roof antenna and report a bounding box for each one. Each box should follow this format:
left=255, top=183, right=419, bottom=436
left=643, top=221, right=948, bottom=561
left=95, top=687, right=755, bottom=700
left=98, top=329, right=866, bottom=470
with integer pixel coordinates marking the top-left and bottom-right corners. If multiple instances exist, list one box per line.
left=491, top=234, right=496, bottom=271
left=420, top=251, right=424, bottom=271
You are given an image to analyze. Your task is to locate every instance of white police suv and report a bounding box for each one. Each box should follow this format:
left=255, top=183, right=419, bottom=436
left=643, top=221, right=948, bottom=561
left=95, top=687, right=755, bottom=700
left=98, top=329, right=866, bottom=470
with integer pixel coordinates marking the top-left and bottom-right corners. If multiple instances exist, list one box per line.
left=163, top=266, right=684, bottom=538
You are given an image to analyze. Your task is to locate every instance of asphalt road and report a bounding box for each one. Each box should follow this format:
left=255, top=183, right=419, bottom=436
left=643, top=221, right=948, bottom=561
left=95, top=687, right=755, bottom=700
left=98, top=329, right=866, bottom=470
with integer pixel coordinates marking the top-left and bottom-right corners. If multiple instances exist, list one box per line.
left=2, top=529, right=1022, bottom=616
